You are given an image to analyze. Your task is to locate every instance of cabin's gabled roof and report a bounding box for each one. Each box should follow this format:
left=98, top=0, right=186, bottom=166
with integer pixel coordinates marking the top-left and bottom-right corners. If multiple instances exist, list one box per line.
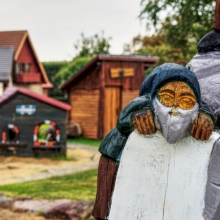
left=60, top=54, right=159, bottom=90
left=0, top=87, right=71, bottom=111
left=0, top=47, right=14, bottom=81
left=0, top=30, right=53, bottom=88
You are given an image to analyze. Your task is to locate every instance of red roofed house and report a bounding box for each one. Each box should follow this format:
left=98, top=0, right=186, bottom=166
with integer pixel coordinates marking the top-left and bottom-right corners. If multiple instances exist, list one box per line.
left=0, top=86, right=70, bottom=157
left=0, top=30, right=53, bottom=96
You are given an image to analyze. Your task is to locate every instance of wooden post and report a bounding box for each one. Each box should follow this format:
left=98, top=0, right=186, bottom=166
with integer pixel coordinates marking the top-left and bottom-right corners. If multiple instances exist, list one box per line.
left=213, top=0, right=220, bottom=31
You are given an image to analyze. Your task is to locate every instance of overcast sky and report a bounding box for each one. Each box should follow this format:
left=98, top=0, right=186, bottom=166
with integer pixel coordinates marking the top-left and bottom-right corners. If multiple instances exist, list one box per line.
left=0, top=0, right=150, bottom=62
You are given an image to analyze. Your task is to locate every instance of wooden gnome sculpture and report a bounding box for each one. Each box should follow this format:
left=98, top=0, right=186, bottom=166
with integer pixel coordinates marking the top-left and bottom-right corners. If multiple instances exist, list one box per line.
left=187, top=0, right=220, bottom=128
left=92, top=63, right=220, bottom=220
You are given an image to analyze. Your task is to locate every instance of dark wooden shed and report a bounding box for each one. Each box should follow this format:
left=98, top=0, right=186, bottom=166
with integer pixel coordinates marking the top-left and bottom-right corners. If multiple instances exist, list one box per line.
left=60, top=54, right=159, bottom=139
left=0, top=87, right=71, bottom=157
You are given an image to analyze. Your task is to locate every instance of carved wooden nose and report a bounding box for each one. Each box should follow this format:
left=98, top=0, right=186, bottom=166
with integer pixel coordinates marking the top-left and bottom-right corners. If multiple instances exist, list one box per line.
left=171, top=108, right=179, bottom=116
left=213, top=0, right=220, bottom=31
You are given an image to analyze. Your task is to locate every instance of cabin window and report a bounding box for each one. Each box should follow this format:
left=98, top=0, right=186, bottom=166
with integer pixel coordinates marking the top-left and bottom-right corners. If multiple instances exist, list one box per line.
left=1, top=124, right=20, bottom=143
left=33, top=120, right=60, bottom=147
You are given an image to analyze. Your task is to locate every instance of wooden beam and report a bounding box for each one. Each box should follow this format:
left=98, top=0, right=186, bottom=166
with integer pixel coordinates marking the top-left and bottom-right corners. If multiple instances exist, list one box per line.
left=98, top=62, right=105, bottom=139
left=213, top=0, right=220, bottom=31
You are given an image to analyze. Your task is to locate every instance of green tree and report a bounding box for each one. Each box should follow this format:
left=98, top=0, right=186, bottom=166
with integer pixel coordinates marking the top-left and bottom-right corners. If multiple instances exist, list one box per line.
left=52, top=32, right=112, bottom=101
left=52, top=57, right=91, bottom=101
left=124, top=34, right=196, bottom=76
left=54, top=56, right=91, bottom=86
left=139, top=0, right=215, bottom=54
left=43, top=32, right=112, bottom=101
left=74, top=31, right=111, bottom=57
left=43, top=61, right=68, bottom=98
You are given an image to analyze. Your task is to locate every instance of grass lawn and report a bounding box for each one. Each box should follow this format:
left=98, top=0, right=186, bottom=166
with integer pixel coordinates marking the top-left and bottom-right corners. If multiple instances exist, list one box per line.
left=67, top=137, right=102, bottom=147
left=0, top=169, right=98, bottom=201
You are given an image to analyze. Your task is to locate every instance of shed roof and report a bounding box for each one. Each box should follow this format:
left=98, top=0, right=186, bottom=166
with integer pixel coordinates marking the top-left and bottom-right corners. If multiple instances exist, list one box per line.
left=0, top=30, right=52, bottom=87
left=0, top=87, right=71, bottom=111
left=0, top=47, right=14, bottom=81
left=60, top=54, right=159, bottom=90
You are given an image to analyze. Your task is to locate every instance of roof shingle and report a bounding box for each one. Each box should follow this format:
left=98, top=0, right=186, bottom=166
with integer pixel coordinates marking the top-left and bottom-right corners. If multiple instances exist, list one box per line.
left=0, top=30, right=27, bottom=57
left=0, top=47, right=14, bottom=81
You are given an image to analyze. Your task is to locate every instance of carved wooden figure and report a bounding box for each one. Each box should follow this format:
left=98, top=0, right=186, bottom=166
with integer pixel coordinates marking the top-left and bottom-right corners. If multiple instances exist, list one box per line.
left=93, top=2, right=220, bottom=219
left=92, top=63, right=220, bottom=220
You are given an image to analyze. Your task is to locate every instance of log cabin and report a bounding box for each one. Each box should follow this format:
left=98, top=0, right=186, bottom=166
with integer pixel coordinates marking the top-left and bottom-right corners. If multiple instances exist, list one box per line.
left=60, top=54, right=159, bottom=139
left=0, top=86, right=71, bottom=157
left=0, top=30, right=53, bottom=96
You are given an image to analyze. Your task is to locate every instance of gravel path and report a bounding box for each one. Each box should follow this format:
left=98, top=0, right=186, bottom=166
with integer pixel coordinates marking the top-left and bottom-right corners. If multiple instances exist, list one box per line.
left=0, top=144, right=100, bottom=185
left=67, top=143, right=99, bottom=153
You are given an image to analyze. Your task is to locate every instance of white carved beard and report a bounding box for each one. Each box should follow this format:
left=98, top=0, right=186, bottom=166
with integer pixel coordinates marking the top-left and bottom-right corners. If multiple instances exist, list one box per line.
left=154, top=98, right=199, bottom=144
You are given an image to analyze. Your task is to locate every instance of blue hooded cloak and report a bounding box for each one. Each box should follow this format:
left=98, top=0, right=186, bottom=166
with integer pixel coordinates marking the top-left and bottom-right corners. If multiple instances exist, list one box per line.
left=99, top=63, right=215, bottom=161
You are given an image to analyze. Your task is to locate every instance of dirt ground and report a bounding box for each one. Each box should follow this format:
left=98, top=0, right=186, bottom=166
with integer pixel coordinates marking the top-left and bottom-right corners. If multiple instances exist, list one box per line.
left=0, top=145, right=100, bottom=185
left=0, top=145, right=99, bottom=219
left=0, top=208, right=47, bottom=220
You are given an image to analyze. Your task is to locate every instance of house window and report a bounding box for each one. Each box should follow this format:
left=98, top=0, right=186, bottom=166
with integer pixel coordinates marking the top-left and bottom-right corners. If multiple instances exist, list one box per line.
left=15, top=63, right=31, bottom=73
left=20, top=63, right=25, bottom=73
left=25, top=63, right=30, bottom=73
left=15, top=63, right=19, bottom=74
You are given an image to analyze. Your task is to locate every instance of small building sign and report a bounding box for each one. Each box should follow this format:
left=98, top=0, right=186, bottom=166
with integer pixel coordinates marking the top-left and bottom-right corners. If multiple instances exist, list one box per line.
left=16, top=105, right=36, bottom=115
left=110, top=68, right=134, bottom=78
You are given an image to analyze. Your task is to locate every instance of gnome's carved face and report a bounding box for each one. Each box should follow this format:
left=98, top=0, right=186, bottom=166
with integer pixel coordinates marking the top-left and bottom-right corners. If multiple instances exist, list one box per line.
left=154, top=81, right=199, bottom=144
left=157, top=81, right=197, bottom=112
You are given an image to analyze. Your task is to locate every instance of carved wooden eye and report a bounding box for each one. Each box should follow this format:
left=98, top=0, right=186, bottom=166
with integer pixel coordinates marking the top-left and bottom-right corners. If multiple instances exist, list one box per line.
left=178, top=97, right=196, bottom=110
left=158, top=81, right=197, bottom=109
left=159, top=94, right=174, bottom=107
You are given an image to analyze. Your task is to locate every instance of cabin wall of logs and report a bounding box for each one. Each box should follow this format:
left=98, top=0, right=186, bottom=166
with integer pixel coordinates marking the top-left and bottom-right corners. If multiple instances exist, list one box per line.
left=62, top=55, right=159, bottom=139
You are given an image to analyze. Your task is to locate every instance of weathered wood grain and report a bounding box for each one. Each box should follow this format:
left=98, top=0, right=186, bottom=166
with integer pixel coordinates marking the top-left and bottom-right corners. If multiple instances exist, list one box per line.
left=122, top=89, right=139, bottom=109
left=70, top=89, right=99, bottom=139
left=69, top=68, right=101, bottom=90
left=104, top=61, right=144, bottom=90
left=103, top=87, right=121, bottom=137
left=66, top=57, right=157, bottom=139
left=109, top=131, right=220, bottom=220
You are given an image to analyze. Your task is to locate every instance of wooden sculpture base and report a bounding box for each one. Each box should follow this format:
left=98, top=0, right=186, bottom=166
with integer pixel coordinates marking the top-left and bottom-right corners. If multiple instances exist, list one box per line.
left=109, top=131, right=219, bottom=220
